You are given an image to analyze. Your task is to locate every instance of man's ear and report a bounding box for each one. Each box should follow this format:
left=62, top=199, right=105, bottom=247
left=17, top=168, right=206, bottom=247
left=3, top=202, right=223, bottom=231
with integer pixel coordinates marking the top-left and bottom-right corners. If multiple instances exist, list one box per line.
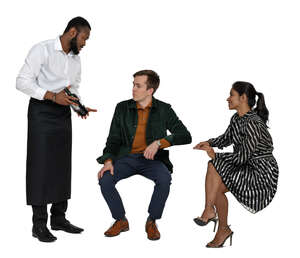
left=68, top=27, right=78, bottom=38
left=148, top=87, right=154, bottom=96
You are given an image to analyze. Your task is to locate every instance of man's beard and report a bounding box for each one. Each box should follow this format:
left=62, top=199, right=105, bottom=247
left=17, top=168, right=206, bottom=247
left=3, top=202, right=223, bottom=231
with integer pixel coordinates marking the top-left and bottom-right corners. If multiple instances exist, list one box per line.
left=70, top=35, right=79, bottom=55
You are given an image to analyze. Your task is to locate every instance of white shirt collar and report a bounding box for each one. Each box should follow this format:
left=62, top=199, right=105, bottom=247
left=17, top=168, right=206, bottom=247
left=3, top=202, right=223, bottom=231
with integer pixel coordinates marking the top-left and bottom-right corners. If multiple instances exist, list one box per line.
left=54, top=36, right=63, bottom=51
left=54, top=36, right=76, bottom=56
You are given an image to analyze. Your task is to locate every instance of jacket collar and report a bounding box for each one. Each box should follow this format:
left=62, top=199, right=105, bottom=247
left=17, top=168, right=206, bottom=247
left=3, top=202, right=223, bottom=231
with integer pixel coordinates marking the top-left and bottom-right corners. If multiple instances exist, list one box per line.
left=128, top=97, right=158, bottom=109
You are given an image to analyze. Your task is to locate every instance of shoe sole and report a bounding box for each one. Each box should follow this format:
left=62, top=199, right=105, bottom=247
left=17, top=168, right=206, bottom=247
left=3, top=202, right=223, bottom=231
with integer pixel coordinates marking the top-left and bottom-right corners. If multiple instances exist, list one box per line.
left=51, top=226, right=83, bottom=234
left=147, top=236, right=160, bottom=241
left=104, top=227, right=129, bottom=237
left=206, top=232, right=234, bottom=248
left=32, top=233, right=57, bottom=242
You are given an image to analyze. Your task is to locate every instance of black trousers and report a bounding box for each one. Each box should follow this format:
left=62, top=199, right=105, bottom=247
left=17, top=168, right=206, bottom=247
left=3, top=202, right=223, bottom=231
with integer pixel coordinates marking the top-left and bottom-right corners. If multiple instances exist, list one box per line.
left=32, top=200, right=68, bottom=226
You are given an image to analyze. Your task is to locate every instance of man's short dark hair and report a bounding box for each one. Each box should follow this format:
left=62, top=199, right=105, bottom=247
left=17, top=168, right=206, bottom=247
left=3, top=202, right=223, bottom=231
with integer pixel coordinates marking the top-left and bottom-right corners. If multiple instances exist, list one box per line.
left=64, top=17, right=91, bottom=34
left=133, top=70, right=160, bottom=94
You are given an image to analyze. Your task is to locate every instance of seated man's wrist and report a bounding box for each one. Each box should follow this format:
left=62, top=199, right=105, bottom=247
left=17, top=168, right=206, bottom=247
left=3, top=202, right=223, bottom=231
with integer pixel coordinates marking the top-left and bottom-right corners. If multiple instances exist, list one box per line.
left=104, top=159, right=112, bottom=165
left=155, top=140, right=161, bottom=148
left=158, top=138, right=171, bottom=149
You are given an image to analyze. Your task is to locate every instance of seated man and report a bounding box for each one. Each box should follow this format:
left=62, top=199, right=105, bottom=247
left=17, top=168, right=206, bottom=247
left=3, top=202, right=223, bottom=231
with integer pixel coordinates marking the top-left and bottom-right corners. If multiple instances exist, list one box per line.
left=97, top=70, right=192, bottom=240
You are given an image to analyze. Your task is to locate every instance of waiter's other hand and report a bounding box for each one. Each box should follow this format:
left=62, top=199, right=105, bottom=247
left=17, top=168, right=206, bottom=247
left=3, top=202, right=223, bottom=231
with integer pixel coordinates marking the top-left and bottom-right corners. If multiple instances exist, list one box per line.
left=56, top=86, right=78, bottom=106
left=98, top=160, right=114, bottom=179
left=78, top=107, right=98, bottom=119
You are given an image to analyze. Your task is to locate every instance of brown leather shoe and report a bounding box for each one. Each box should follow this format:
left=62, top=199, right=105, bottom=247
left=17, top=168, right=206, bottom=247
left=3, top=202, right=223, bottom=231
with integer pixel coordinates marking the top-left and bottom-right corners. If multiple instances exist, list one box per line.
left=145, top=220, right=160, bottom=240
left=104, top=219, right=129, bottom=237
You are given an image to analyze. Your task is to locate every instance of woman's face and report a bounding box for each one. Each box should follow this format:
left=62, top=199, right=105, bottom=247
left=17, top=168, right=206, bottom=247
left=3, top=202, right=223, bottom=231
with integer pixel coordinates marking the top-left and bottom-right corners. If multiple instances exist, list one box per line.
left=227, top=88, right=242, bottom=110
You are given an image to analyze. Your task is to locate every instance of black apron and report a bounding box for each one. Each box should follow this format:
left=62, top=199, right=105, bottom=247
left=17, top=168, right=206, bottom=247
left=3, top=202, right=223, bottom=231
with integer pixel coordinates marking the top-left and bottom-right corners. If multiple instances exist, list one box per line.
left=26, top=98, right=72, bottom=205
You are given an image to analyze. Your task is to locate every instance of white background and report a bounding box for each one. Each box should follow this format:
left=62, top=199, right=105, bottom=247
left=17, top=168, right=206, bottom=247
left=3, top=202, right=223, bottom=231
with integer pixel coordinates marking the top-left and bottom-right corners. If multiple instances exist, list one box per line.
left=1, top=0, right=299, bottom=257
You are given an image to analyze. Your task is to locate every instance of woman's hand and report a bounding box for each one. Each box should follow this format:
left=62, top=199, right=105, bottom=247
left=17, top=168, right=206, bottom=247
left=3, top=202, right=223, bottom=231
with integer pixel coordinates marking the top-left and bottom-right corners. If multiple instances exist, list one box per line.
left=201, top=145, right=216, bottom=159
left=193, top=141, right=210, bottom=150
left=193, top=141, right=215, bottom=159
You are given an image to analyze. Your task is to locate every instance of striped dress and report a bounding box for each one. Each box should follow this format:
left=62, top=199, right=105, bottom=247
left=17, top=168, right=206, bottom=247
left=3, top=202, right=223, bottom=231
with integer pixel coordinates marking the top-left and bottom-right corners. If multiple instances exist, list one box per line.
left=208, top=110, right=279, bottom=213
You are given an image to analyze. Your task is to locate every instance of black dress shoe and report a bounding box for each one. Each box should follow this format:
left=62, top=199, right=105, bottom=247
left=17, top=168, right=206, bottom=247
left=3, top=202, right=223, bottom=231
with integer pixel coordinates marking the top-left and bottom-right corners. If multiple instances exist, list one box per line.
left=32, top=225, right=57, bottom=242
left=51, top=220, right=84, bottom=234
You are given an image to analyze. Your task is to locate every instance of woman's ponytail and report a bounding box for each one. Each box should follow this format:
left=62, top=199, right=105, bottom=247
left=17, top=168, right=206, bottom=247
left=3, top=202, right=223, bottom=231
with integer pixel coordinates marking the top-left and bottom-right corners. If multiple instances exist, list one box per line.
left=254, top=92, right=269, bottom=124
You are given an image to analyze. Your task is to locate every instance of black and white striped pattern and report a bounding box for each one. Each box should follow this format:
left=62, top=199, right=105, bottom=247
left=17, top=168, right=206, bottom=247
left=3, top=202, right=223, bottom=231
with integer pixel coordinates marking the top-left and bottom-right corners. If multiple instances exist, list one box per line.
left=208, top=110, right=279, bottom=213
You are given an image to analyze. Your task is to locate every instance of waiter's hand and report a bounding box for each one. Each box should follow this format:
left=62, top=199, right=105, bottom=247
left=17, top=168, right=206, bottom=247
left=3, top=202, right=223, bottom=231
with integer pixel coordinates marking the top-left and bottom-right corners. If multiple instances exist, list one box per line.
left=78, top=107, right=97, bottom=119
left=56, top=86, right=78, bottom=106
left=144, top=141, right=160, bottom=160
left=98, top=160, right=114, bottom=179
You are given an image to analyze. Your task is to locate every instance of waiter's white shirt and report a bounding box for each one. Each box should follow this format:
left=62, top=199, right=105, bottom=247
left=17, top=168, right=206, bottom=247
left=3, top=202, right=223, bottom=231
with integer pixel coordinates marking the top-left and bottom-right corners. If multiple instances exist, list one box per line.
left=16, top=36, right=81, bottom=100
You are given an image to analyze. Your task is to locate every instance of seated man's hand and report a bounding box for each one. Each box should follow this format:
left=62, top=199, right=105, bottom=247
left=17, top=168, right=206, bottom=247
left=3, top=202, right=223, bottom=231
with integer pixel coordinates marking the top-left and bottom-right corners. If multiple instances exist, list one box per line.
left=144, top=141, right=160, bottom=160
left=98, top=160, right=114, bottom=179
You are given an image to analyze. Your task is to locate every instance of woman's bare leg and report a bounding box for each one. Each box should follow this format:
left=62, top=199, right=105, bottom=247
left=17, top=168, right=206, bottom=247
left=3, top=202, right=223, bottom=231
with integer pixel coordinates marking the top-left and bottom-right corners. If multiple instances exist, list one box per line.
left=206, top=183, right=233, bottom=247
left=198, top=162, right=222, bottom=221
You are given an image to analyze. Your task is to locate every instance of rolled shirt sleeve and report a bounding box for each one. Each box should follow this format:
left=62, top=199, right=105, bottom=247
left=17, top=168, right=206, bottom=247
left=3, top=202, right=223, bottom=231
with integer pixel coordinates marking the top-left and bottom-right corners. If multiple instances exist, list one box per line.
left=16, top=44, right=47, bottom=100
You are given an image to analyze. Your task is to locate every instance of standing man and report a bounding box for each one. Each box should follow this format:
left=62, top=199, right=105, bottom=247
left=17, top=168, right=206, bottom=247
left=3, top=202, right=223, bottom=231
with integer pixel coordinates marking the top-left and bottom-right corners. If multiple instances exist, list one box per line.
left=16, top=17, right=97, bottom=242
left=97, top=70, right=192, bottom=240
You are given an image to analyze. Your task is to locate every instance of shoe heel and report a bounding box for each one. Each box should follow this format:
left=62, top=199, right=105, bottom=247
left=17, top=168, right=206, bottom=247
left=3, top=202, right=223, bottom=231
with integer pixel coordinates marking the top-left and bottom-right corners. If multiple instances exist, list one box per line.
left=213, top=219, right=217, bottom=232
left=230, top=234, right=233, bottom=246
left=122, top=227, right=129, bottom=232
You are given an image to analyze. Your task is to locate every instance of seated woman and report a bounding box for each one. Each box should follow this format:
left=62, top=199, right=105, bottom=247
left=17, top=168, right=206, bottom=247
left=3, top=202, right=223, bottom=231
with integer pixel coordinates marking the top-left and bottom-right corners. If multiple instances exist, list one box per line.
left=193, top=81, right=279, bottom=248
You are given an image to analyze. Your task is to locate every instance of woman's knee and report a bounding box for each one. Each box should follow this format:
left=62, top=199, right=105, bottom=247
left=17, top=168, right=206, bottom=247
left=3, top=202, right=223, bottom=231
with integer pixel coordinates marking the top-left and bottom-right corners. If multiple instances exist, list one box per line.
left=207, top=161, right=216, bottom=172
left=217, top=182, right=229, bottom=194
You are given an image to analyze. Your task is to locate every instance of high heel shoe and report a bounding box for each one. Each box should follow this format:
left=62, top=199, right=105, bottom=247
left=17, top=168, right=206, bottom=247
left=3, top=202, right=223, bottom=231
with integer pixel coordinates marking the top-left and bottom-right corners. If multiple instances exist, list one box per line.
left=206, top=225, right=234, bottom=248
left=193, top=216, right=218, bottom=232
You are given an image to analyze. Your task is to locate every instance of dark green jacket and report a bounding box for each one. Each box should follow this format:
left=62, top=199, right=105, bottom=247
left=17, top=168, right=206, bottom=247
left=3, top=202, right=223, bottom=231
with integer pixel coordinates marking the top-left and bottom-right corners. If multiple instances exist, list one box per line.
left=96, top=97, right=192, bottom=172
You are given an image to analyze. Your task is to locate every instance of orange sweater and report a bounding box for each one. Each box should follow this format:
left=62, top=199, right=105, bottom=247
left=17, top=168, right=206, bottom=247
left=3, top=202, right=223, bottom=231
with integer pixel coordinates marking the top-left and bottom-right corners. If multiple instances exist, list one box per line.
left=131, top=101, right=170, bottom=153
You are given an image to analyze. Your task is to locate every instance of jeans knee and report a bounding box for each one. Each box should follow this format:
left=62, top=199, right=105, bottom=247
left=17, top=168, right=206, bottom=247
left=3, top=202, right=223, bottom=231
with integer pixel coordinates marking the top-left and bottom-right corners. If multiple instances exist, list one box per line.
left=98, top=172, right=114, bottom=189
left=156, top=173, right=172, bottom=187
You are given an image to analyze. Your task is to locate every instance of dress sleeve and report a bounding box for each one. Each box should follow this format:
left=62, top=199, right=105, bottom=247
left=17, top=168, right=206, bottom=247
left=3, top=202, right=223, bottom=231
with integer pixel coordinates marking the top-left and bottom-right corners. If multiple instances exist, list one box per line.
left=214, top=119, right=261, bottom=166
left=208, top=116, right=234, bottom=149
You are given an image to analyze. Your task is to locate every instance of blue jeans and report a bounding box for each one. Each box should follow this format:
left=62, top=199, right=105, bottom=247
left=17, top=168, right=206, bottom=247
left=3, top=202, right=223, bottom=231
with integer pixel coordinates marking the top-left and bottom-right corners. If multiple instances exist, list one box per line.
left=99, top=154, right=172, bottom=220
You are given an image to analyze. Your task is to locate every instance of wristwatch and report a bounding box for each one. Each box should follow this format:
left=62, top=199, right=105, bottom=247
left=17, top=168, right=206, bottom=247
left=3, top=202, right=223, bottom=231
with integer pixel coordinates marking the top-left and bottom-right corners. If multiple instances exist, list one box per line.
left=52, top=93, right=56, bottom=103
left=156, top=140, right=161, bottom=147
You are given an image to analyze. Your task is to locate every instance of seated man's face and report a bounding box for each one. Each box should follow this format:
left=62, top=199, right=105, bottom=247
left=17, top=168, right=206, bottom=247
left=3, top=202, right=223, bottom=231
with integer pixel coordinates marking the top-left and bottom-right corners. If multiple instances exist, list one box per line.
left=132, top=75, right=153, bottom=102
